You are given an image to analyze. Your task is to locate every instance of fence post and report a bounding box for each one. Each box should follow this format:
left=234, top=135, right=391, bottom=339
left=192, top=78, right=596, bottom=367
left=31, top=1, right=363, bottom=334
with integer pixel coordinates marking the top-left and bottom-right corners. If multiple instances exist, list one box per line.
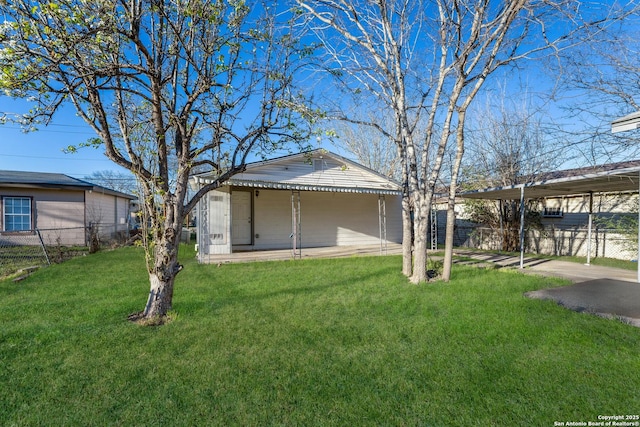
left=35, top=229, right=51, bottom=266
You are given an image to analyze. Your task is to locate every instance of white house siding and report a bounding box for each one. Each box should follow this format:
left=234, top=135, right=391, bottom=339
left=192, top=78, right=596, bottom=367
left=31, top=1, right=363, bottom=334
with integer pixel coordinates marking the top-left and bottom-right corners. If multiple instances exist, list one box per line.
left=299, top=191, right=401, bottom=247
left=252, top=189, right=292, bottom=249
left=197, top=188, right=402, bottom=258
left=252, top=190, right=402, bottom=250
left=230, top=153, right=397, bottom=191
left=531, top=193, right=638, bottom=260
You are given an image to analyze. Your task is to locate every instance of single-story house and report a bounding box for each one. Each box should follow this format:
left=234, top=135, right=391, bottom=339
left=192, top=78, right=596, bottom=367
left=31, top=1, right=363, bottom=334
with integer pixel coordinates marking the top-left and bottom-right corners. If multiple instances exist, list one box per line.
left=191, top=150, right=403, bottom=262
left=0, top=170, right=136, bottom=246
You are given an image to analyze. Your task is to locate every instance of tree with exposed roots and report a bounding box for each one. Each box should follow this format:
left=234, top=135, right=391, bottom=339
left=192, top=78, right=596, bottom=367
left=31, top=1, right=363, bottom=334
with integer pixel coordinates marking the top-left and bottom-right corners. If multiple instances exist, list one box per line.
left=0, top=0, right=316, bottom=323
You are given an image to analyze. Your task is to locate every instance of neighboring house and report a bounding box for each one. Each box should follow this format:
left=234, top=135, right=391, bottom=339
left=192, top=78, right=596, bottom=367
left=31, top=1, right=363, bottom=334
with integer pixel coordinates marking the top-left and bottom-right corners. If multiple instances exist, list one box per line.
left=0, top=170, right=136, bottom=246
left=191, top=150, right=403, bottom=262
left=531, top=191, right=637, bottom=259
left=457, top=160, right=640, bottom=260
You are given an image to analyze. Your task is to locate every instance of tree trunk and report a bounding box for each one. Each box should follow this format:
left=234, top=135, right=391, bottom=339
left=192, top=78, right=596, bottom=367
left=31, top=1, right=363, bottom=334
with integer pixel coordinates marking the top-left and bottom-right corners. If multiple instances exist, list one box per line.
left=503, top=227, right=520, bottom=252
left=140, top=222, right=183, bottom=320
left=410, top=203, right=429, bottom=284
left=442, top=108, right=466, bottom=282
left=143, top=272, right=176, bottom=318
left=401, top=195, right=413, bottom=277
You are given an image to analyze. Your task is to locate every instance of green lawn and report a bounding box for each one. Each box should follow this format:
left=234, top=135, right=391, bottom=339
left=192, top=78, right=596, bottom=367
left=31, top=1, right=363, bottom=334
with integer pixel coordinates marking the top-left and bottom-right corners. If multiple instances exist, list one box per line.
left=1, top=246, right=639, bottom=426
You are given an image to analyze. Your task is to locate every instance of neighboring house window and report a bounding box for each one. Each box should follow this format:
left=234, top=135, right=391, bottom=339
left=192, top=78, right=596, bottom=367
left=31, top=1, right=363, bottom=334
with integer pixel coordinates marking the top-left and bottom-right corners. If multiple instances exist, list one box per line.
left=542, top=207, right=563, bottom=218
left=3, top=197, right=32, bottom=231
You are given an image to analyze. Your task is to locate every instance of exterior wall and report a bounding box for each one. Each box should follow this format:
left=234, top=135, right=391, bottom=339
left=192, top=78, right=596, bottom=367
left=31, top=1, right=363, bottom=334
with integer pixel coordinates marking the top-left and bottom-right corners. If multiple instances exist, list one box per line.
left=0, top=187, right=86, bottom=245
left=85, top=190, right=131, bottom=238
left=252, top=189, right=291, bottom=249
left=0, top=186, right=132, bottom=247
left=531, top=193, right=638, bottom=259
left=539, top=193, right=637, bottom=228
left=231, top=152, right=398, bottom=191
left=452, top=192, right=639, bottom=260
left=197, top=187, right=402, bottom=258
left=250, top=189, right=402, bottom=250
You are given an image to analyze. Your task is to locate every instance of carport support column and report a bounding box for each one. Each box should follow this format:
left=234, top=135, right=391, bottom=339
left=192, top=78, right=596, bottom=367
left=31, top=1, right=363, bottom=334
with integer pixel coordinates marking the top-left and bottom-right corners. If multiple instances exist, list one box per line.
left=586, top=192, right=593, bottom=266
left=519, top=186, right=525, bottom=269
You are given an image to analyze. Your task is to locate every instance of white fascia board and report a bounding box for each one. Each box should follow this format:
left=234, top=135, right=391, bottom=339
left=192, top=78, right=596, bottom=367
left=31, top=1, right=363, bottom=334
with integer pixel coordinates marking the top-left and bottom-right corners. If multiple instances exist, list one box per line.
left=612, top=111, right=640, bottom=133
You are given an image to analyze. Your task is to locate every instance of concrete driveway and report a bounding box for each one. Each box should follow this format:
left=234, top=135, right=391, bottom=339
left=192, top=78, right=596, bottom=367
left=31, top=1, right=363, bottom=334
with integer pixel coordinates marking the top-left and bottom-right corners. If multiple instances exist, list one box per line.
left=454, top=250, right=640, bottom=327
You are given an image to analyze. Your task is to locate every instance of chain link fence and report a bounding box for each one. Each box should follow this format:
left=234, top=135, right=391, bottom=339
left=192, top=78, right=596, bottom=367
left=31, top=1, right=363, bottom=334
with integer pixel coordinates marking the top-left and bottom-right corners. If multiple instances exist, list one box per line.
left=452, top=225, right=636, bottom=261
left=0, top=231, right=50, bottom=278
left=0, top=223, right=132, bottom=279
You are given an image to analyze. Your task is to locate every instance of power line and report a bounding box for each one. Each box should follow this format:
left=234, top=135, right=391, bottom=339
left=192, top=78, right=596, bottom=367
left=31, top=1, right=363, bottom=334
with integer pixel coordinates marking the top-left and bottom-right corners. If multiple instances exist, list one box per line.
left=1, top=125, right=95, bottom=135
left=0, top=153, right=112, bottom=162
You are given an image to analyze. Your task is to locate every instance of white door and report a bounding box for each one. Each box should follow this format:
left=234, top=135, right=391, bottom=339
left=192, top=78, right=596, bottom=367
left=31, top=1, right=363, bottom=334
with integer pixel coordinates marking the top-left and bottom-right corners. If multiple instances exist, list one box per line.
left=232, top=191, right=252, bottom=245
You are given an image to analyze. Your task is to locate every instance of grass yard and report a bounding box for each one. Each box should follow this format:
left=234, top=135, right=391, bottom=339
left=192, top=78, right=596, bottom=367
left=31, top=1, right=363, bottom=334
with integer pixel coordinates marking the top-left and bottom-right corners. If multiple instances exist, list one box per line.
left=1, top=246, right=639, bottom=426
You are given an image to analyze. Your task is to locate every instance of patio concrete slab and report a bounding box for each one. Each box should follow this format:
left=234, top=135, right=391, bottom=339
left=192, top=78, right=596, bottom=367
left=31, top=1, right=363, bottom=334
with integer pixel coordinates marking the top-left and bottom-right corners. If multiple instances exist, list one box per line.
left=201, top=243, right=403, bottom=264
left=453, top=250, right=637, bottom=283
left=525, top=279, right=640, bottom=327
left=453, top=250, right=640, bottom=327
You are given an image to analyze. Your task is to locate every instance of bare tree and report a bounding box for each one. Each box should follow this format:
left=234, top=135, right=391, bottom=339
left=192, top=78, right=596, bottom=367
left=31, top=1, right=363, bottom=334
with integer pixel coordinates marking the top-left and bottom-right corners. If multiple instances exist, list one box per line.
left=295, top=0, right=618, bottom=282
left=462, top=95, right=563, bottom=250
left=85, top=170, right=138, bottom=195
left=331, top=112, right=401, bottom=180
left=556, top=12, right=640, bottom=164
left=0, top=1, right=316, bottom=322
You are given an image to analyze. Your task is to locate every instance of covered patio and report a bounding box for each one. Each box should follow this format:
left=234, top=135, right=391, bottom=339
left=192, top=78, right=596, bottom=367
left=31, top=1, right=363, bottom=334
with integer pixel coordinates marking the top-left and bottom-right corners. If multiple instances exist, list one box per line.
left=459, top=162, right=640, bottom=282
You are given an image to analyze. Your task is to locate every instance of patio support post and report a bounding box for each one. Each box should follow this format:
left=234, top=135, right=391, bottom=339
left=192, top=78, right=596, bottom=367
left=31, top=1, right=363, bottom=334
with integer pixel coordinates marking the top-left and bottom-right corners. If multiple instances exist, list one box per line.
left=519, top=186, right=525, bottom=269
left=586, top=192, right=593, bottom=266
left=378, top=195, right=387, bottom=255
left=291, top=190, right=301, bottom=259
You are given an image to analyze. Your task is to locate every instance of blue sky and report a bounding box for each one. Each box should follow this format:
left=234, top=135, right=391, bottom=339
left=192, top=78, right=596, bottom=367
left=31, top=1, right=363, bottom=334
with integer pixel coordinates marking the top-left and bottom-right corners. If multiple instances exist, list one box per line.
left=0, top=99, right=129, bottom=179
left=1, top=1, right=637, bottom=180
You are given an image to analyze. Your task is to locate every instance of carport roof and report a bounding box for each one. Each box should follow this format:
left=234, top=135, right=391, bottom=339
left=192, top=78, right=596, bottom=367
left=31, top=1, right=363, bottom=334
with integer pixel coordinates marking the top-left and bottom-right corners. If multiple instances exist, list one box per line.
left=459, top=160, right=640, bottom=200
left=612, top=110, right=640, bottom=133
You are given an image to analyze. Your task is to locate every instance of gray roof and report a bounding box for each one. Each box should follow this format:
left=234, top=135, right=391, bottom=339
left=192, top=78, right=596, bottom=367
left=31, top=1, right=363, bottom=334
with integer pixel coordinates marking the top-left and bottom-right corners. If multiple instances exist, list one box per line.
left=0, top=170, right=136, bottom=199
left=460, top=160, right=640, bottom=200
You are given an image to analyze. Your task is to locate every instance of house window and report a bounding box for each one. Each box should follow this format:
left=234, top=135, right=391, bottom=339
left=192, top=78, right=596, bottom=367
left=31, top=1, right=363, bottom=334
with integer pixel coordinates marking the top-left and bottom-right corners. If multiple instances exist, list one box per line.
left=313, top=159, right=324, bottom=172
left=3, top=197, right=32, bottom=231
left=542, top=207, right=563, bottom=218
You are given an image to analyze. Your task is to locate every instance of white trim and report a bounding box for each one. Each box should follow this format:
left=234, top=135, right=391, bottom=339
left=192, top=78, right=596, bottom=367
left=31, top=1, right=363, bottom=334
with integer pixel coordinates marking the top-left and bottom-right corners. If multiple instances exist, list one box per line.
left=612, top=111, right=640, bottom=133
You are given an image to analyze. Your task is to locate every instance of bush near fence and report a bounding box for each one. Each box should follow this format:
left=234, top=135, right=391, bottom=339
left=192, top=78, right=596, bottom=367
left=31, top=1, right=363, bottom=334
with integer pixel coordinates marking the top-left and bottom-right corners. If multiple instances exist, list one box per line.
left=451, top=225, right=636, bottom=261
left=0, top=223, right=131, bottom=278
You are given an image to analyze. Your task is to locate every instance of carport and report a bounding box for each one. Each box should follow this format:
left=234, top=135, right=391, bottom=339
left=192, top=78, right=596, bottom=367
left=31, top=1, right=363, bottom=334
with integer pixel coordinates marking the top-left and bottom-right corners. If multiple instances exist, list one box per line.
left=459, top=163, right=640, bottom=282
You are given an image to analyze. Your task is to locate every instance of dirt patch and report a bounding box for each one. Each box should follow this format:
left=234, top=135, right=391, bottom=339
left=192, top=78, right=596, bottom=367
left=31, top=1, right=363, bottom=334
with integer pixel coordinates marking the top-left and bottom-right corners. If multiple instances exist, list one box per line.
left=127, top=311, right=173, bottom=326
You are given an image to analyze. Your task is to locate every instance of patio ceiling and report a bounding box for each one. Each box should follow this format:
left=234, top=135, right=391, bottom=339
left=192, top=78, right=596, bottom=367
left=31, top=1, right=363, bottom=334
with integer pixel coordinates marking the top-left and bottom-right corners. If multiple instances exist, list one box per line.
left=459, top=165, right=640, bottom=200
